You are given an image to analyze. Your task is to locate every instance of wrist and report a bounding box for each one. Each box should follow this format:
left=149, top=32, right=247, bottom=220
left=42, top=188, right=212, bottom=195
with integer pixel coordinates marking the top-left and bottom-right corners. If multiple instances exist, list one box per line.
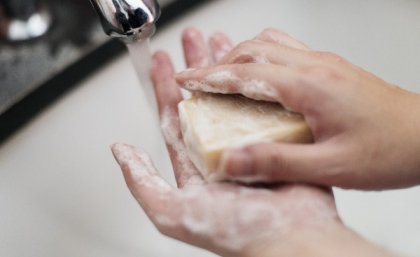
left=414, top=92, right=420, bottom=182
left=380, top=88, right=420, bottom=188
left=403, top=91, right=420, bottom=186
left=242, top=223, right=397, bottom=257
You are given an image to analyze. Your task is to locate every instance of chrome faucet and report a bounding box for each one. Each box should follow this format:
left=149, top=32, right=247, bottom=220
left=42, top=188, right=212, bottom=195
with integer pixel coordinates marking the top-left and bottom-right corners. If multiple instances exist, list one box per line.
left=89, top=0, right=161, bottom=43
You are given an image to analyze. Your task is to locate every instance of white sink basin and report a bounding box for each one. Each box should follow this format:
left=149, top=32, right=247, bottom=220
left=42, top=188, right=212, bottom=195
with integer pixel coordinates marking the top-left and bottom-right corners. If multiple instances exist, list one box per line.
left=1, top=0, right=420, bottom=256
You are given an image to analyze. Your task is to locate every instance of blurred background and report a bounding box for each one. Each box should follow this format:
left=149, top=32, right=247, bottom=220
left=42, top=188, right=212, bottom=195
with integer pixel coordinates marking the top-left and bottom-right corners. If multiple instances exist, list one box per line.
left=0, top=0, right=100, bottom=115
left=0, top=0, right=185, bottom=141
left=1, top=0, right=420, bottom=257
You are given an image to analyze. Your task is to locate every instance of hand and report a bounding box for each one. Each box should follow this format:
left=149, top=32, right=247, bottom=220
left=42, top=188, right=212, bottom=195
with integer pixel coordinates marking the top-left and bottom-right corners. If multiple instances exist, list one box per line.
left=111, top=28, right=342, bottom=257
left=175, top=28, right=420, bottom=190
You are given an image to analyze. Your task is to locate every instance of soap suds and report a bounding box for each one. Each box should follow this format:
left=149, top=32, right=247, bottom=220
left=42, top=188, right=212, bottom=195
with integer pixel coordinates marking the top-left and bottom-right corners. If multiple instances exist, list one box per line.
left=213, top=41, right=233, bottom=62
left=160, top=107, right=204, bottom=186
left=182, top=213, right=213, bottom=235
left=179, top=186, right=282, bottom=251
left=183, top=80, right=231, bottom=94
left=159, top=183, right=337, bottom=254
left=112, top=144, right=173, bottom=194
left=206, top=70, right=236, bottom=83
left=172, top=185, right=284, bottom=252
left=173, top=185, right=337, bottom=254
left=155, top=214, right=178, bottom=227
left=184, top=70, right=280, bottom=103
left=209, top=31, right=233, bottom=62
left=240, top=79, right=279, bottom=101
left=114, top=143, right=339, bottom=255
left=160, top=108, right=190, bottom=167
left=254, top=55, right=270, bottom=64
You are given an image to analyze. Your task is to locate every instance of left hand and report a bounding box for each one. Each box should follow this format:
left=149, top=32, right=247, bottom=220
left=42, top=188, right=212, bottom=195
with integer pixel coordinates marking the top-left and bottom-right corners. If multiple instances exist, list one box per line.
left=175, top=28, right=420, bottom=190
left=111, top=28, right=341, bottom=257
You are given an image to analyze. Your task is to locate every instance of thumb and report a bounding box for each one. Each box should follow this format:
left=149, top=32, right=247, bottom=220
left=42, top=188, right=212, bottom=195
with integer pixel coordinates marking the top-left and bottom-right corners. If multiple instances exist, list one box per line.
left=219, top=142, right=337, bottom=185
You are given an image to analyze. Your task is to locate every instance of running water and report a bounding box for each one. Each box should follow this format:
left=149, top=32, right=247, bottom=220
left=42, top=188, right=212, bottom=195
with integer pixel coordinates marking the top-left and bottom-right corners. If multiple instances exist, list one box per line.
left=126, top=39, right=165, bottom=166
left=126, top=39, right=157, bottom=112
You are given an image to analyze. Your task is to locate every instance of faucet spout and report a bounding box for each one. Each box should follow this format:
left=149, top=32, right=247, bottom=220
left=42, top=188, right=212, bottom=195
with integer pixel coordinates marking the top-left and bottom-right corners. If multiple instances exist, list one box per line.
left=89, top=0, right=160, bottom=43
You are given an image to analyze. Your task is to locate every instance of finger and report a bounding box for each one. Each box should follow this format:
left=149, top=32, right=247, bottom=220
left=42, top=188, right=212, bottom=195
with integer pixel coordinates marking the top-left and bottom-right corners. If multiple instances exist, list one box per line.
left=159, top=103, right=205, bottom=187
left=182, top=27, right=211, bottom=68
left=209, top=32, right=234, bottom=62
left=255, top=28, right=309, bottom=50
left=218, top=39, right=320, bottom=70
left=151, top=52, right=205, bottom=187
left=220, top=28, right=312, bottom=67
left=254, top=29, right=354, bottom=71
left=218, top=40, right=299, bottom=67
left=219, top=142, right=340, bottom=187
left=151, top=51, right=182, bottom=112
left=175, top=63, right=314, bottom=113
left=111, top=143, right=188, bottom=237
left=111, top=143, right=174, bottom=211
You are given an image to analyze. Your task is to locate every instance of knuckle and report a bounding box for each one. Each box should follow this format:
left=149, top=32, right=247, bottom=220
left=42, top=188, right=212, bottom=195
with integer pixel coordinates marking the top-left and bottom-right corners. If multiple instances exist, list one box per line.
left=314, top=51, right=345, bottom=63
left=261, top=28, right=276, bottom=34
left=235, top=40, right=263, bottom=54
left=230, top=52, right=257, bottom=64
left=260, top=28, right=279, bottom=37
left=270, top=154, right=290, bottom=177
left=237, top=39, right=257, bottom=49
left=229, top=40, right=266, bottom=63
left=221, top=41, right=253, bottom=63
left=226, top=41, right=260, bottom=64
left=259, top=28, right=286, bottom=38
left=250, top=145, right=286, bottom=178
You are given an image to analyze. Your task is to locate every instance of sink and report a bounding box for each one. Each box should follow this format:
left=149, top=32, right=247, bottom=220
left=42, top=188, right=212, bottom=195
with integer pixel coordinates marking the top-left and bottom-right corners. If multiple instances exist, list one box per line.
left=1, top=0, right=420, bottom=256
left=0, top=0, right=212, bottom=144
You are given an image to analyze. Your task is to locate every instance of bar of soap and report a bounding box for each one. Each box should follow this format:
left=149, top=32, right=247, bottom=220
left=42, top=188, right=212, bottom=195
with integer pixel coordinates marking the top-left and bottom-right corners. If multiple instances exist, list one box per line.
left=178, top=93, right=313, bottom=181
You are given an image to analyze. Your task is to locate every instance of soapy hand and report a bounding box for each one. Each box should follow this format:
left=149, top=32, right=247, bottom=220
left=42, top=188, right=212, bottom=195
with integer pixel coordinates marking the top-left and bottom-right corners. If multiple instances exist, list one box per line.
left=112, top=143, right=341, bottom=257
left=111, top=28, right=342, bottom=257
left=175, top=28, right=420, bottom=190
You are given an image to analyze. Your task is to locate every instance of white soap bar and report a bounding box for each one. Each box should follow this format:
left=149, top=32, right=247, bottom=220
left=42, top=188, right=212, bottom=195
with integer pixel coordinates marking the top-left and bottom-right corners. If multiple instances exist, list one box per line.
left=178, top=93, right=313, bottom=181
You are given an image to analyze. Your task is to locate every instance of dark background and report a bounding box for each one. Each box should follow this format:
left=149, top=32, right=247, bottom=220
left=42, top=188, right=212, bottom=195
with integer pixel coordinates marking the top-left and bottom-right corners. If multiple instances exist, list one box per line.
left=0, top=0, right=213, bottom=144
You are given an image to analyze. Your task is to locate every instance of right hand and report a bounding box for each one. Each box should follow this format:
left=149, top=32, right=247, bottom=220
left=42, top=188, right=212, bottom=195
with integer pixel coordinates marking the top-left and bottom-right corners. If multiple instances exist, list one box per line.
left=175, top=28, right=420, bottom=190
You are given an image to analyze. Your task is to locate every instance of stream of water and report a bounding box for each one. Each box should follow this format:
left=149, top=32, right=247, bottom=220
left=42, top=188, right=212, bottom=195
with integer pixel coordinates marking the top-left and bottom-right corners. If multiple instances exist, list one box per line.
left=126, top=39, right=157, bottom=112
left=125, top=39, right=165, bottom=164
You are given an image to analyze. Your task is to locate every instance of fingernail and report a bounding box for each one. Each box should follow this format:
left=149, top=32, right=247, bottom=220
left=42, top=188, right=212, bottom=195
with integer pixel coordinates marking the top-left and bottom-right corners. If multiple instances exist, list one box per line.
left=110, top=143, right=131, bottom=166
left=220, top=149, right=253, bottom=176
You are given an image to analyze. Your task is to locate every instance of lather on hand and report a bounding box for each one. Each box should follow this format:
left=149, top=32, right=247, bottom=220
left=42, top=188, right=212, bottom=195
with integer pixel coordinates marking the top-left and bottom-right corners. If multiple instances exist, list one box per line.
left=111, top=28, right=343, bottom=257
left=175, top=28, right=420, bottom=190
left=111, top=27, right=398, bottom=257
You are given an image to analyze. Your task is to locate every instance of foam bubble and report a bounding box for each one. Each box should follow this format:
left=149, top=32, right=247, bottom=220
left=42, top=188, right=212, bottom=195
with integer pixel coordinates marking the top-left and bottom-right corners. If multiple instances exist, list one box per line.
left=240, top=79, right=278, bottom=101
left=155, top=214, right=177, bottom=227
left=160, top=107, right=203, bottom=185
left=112, top=144, right=173, bottom=193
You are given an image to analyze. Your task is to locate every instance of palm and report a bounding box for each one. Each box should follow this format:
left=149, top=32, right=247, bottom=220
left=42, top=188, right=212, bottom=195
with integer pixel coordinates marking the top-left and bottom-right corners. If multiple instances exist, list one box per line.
left=171, top=182, right=338, bottom=253
left=112, top=143, right=338, bottom=257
